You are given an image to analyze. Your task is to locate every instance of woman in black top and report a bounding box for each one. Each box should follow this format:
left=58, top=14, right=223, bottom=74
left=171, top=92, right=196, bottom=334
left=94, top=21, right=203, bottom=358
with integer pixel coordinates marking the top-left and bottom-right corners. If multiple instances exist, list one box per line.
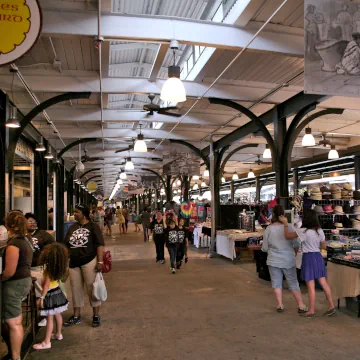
left=149, top=212, right=166, bottom=264
left=176, top=217, right=189, bottom=269
left=64, top=205, right=105, bottom=328
left=165, top=219, right=179, bottom=274
left=1, top=211, right=33, bottom=360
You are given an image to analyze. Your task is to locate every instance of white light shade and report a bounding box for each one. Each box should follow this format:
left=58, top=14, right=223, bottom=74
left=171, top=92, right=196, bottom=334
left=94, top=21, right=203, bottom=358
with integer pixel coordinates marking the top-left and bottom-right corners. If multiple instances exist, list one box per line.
left=177, top=179, right=181, bottom=186
left=134, top=134, right=147, bottom=152
left=193, top=175, right=200, bottom=181
left=44, top=145, right=54, bottom=159
left=193, top=183, right=199, bottom=190
left=201, top=181, right=206, bottom=187
left=248, top=170, right=255, bottom=178
left=328, top=145, right=339, bottom=159
left=125, top=158, right=134, bottom=170
left=120, top=172, right=127, bottom=179
left=263, top=146, right=272, bottom=159
left=35, top=141, right=46, bottom=152
left=221, top=177, right=226, bottom=183
left=76, top=161, right=85, bottom=172
left=160, top=77, right=186, bottom=103
left=302, top=128, right=315, bottom=147
left=232, top=172, right=239, bottom=180
left=203, top=169, right=209, bottom=177
left=6, top=106, right=20, bottom=128
left=117, top=179, right=123, bottom=185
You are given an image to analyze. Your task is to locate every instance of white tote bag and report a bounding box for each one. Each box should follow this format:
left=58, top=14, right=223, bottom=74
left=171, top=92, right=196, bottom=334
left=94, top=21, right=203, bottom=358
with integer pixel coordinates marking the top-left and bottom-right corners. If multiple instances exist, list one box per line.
left=92, top=272, right=108, bottom=302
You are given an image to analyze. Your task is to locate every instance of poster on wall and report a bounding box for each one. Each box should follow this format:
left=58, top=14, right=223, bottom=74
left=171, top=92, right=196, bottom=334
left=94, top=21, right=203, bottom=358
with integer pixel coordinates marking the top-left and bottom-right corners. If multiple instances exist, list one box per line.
left=0, top=0, right=42, bottom=66
left=304, top=0, right=360, bottom=97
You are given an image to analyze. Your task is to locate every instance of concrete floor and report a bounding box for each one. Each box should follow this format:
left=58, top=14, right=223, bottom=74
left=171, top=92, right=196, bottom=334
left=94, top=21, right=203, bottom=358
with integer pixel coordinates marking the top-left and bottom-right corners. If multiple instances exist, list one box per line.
left=26, top=224, right=359, bottom=360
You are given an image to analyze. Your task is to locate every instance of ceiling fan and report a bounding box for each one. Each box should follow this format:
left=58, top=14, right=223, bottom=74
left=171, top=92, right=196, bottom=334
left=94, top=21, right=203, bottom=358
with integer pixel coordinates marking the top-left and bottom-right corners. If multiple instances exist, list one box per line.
left=81, top=148, right=104, bottom=162
left=243, top=155, right=266, bottom=165
left=115, top=144, right=156, bottom=154
left=143, top=94, right=181, bottom=117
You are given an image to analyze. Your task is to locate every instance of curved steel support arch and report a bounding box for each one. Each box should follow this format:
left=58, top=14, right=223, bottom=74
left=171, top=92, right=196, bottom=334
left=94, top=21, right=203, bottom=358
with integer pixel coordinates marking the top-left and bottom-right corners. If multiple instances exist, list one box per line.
left=8, top=92, right=91, bottom=172
left=58, top=138, right=98, bottom=158
left=79, top=168, right=101, bottom=179
left=169, top=140, right=210, bottom=169
left=209, top=98, right=277, bottom=159
left=85, top=175, right=101, bottom=184
left=220, top=144, right=258, bottom=175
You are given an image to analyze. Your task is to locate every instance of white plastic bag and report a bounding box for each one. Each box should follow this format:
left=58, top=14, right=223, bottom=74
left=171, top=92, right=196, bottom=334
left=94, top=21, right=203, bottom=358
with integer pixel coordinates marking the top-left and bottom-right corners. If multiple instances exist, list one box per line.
left=92, top=272, right=107, bottom=302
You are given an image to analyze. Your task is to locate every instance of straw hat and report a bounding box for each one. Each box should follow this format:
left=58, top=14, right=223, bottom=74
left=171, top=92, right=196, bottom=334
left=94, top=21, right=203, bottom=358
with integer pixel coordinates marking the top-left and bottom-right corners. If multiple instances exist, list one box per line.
left=314, top=205, right=324, bottom=214
left=334, top=205, right=344, bottom=214
left=322, top=193, right=332, bottom=200
left=352, top=218, right=360, bottom=230
left=323, top=204, right=333, bottom=213
left=332, top=192, right=342, bottom=199
left=335, top=222, right=344, bottom=228
left=320, top=186, right=331, bottom=193
left=343, top=183, right=353, bottom=191
left=331, top=185, right=340, bottom=192
left=353, top=205, right=360, bottom=215
left=311, top=194, right=322, bottom=200
left=311, top=186, right=321, bottom=193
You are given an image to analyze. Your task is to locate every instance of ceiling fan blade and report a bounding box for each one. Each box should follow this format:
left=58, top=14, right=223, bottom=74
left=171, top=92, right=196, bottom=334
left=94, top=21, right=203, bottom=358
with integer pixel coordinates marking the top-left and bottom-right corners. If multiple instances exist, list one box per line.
left=115, top=146, right=132, bottom=154
left=158, top=111, right=182, bottom=117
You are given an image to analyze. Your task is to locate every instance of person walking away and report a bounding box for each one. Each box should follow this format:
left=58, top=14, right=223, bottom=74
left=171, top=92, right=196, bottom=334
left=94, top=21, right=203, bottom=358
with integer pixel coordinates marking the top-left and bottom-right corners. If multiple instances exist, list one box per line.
left=122, top=205, right=130, bottom=233
left=25, top=212, right=55, bottom=327
left=280, top=210, right=336, bottom=318
left=64, top=204, right=104, bottom=328
left=33, top=243, right=69, bottom=350
left=116, top=206, right=125, bottom=234
left=262, top=205, right=307, bottom=314
left=176, top=217, right=188, bottom=269
left=140, top=208, right=151, bottom=242
left=1, top=211, right=33, bottom=360
left=165, top=219, right=179, bottom=274
left=149, top=212, right=166, bottom=264
left=105, top=208, right=114, bottom=237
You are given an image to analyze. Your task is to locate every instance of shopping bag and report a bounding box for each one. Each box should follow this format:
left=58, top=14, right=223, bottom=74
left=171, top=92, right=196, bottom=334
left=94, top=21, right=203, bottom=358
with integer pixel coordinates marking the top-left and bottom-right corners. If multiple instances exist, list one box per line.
left=103, top=250, right=112, bottom=273
left=92, top=272, right=107, bottom=302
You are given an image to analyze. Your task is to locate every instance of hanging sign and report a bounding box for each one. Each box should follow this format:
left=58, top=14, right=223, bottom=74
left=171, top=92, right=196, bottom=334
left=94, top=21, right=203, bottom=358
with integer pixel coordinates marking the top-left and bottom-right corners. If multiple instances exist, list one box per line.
left=87, top=181, right=97, bottom=192
left=0, top=0, right=42, bottom=66
left=304, top=0, right=360, bottom=97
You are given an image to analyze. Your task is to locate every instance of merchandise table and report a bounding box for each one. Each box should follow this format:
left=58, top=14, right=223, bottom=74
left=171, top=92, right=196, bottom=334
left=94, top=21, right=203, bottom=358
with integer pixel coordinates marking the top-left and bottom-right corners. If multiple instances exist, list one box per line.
left=216, top=230, right=262, bottom=261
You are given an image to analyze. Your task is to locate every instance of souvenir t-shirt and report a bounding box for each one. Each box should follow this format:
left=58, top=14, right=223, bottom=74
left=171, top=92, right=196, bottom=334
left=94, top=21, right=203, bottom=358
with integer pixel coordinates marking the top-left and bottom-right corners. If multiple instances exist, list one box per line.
left=165, top=227, right=178, bottom=246
left=64, top=222, right=105, bottom=268
left=3, top=236, right=33, bottom=281
left=149, top=221, right=165, bottom=240
left=30, top=229, right=55, bottom=267
left=177, top=227, right=188, bottom=244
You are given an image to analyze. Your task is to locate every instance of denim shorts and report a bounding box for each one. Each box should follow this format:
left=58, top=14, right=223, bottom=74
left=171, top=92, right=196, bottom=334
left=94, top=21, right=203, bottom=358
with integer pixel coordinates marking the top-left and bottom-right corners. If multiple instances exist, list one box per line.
left=268, top=266, right=300, bottom=291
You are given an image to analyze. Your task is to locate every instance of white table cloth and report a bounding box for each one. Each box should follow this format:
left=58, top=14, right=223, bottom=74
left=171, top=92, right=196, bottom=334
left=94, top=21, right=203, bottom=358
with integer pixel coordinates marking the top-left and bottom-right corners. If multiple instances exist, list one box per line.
left=216, top=232, right=236, bottom=260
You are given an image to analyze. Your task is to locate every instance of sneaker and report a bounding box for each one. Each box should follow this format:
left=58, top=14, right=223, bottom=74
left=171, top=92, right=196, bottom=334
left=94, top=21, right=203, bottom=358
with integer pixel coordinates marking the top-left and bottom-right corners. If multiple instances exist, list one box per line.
left=64, top=316, right=81, bottom=327
left=323, top=308, right=336, bottom=317
left=176, top=264, right=181, bottom=269
left=156, top=259, right=160, bottom=263
left=33, top=341, right=51, bottom=350
left=51, top=333, right=63, bottom=341
left=38, top=318, right=47, bottom=327
left=160, top=260, right=165, bottom=264
left=92, top=316, right=101, bottom=328
left=171, top=268, right=176, bottom=274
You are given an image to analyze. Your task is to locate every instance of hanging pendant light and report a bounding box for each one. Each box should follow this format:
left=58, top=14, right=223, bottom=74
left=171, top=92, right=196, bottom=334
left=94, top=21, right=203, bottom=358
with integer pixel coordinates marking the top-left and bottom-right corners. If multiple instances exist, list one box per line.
left=232, top=172, right=239, bottom=180
left=177, top=179, right=181, bottom=186
left=125, top=157, right=134, bottom=170
left=328, top=144, right=339, bottom=159
left=160, top=40, right=186, bottom=103
left=120, top=171, right=127, bottom=180
left=5, top=106, right=20, bottom=128
left=117, top=179, right=123, bottom=185
left=302, top=128, right=316, bottom=147
left=193, top=175, right=200, bottom=181
left=201, top=181, right=206, bottom=188
left=44, top=145, right=54, bottom=160
left=203, top=169, right=209, bottom=177
left=35, top=137, right=46, bottom=151
left=193, top=183, right=199, bottom=190
left=134, top=125, right=147, bottom=152
left=221, top=176, right=226, bottom=183
left=263, top=144, right=272, bottom=159
left=248, top=169, right=255, bottom=178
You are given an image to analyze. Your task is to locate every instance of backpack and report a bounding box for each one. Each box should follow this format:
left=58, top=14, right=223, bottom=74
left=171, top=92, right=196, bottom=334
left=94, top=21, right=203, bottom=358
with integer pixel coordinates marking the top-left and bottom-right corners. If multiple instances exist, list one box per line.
left=103, top=250, right=112, bottom=273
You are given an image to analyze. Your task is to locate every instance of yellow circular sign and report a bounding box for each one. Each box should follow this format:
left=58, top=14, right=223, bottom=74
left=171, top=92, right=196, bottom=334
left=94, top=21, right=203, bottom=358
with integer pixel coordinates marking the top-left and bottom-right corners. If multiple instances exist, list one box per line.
left=87, top=181, right=97, bottom=192
left=0, top=0, right=42, bottom=66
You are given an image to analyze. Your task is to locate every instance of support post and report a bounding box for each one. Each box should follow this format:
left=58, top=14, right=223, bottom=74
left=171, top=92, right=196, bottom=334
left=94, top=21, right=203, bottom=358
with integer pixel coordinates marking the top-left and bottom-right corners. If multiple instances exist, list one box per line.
left=255, top=176, right=261, bottom=203
left=34, top=152, right=48, bottom=228
left=136, top=194, right=139, bottom=216
left=0, top=91, right=8, bottom=224
left=355, top=156, right=360, bottom=190
left=293, top=168, right=299, bottom=196
left=183, top=176, right=189, bottom=201
left=166, top=176, right=172, bottom=202
left=209, top=140, right=216, bottom=256
left=230, top=181, right=235, bottom=203
left=55, top=164, right=65, bottom=242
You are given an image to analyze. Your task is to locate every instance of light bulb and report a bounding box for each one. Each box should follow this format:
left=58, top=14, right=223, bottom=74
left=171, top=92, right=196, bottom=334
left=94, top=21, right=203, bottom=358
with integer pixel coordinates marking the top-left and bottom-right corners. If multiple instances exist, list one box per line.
left=232, top=172, right=239, bottom=180
left=160, top=76, right=186, bottom=103
left=35, top=139, right=46, bottom=152
left=44, top=145, right=54, bottom=159
left=193, top=183, right=199, bottom=190
left=120, top=172, right=127, bottom=180
left=177, top=179, right=181, bottom=186
left=201, top=181, right=206, bottom=187
left=5, top=106, right=20, bottom=128
left=125, top=158, right=134, bottom=170
left=263, top=145, right=271, bottom=159
left=117, top=179, right=123, bottom=185
left=328, top=145, right=339, bottom=159
left=248, top=169, right=255, bottom=178
left=302, top=128, right=315, bottom=147
left=134, top=134, right=147, bottom=152
left=203, top=169, right=209, bottom=177
left=221, top=176, right=226, bottom=183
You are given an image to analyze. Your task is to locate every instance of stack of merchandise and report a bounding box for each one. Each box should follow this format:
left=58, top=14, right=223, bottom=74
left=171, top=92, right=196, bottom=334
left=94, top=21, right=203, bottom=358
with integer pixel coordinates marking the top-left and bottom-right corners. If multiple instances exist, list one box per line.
left=331, top=185, right=341, bottom=199
left=320, top=185, right=332, bottom=200
left=352, top=215, right=360, bottom=230
left=310, top=186, right=322, bottom=200
left=341, top=183, right=353, bottom=200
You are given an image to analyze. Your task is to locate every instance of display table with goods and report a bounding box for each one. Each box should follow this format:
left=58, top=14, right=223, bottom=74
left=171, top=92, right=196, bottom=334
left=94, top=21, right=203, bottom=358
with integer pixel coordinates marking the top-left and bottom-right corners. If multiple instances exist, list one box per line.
left=215, top=229, right=263, bottom=262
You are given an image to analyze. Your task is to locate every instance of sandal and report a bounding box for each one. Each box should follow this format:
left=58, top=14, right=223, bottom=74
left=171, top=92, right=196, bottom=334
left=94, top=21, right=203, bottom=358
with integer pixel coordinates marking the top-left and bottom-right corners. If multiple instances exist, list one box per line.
left=303, top=313, right=316, bottom=319
left=276, top=305, right=284, bottom=313
left=51, top=333, right=63, bottom=341
left=298, top=306, right=308, bottom=314
left=33, top=341, right=51, bottom=350
left=323, top=308, right=336, bottom=317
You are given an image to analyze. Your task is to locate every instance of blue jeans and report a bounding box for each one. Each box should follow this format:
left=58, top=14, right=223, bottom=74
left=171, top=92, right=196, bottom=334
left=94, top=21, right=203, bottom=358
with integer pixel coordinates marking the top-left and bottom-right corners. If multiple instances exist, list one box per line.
left=167, top=245, right=178, bottom=268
